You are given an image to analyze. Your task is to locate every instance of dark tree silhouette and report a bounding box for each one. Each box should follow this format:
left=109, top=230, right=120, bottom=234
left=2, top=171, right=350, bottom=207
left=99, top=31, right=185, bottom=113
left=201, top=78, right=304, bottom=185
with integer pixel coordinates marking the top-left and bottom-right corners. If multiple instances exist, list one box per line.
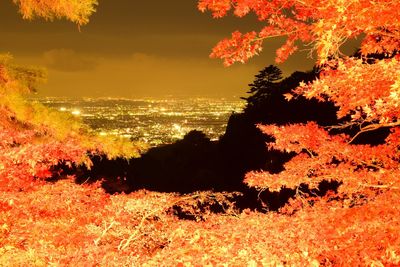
left=242, top=65, right=283, bottom=109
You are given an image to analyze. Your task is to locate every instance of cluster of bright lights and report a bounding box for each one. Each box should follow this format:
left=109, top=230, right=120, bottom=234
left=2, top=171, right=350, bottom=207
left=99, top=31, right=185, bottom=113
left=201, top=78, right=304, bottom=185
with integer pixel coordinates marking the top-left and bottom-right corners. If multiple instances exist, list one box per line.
left=41, top=98, right=244, bottom=145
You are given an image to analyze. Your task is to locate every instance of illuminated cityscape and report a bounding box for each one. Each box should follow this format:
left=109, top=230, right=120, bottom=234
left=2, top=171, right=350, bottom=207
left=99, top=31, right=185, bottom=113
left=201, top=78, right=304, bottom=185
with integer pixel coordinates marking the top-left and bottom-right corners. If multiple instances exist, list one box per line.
left=38, top=97, right=245, bottom=146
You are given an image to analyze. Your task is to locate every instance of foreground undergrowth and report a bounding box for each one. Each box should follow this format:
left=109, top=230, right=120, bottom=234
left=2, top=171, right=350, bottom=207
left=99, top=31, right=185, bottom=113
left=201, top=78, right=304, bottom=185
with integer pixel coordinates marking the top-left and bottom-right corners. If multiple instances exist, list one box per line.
left=1, top=176, right=399, bottom=266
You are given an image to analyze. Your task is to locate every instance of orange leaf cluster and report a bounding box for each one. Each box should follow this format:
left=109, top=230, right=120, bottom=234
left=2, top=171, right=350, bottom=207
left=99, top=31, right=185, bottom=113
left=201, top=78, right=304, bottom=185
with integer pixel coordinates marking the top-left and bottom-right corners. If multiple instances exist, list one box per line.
left=198, top=0, right=400, bottom=65
left=0, top=55, right=139, bottom=192
left=0, top=126, right=90, bottom=191
left=210, top=31, right=263, bottom=66
left=0, top=57, right=94, bottom=191
left=245, top=123, right=400, bottom=193
left=13, top=0, right=98, bottom=25
left=2, top=179, right=400, bottom=265
left=295, top=57, right=400, bottom=123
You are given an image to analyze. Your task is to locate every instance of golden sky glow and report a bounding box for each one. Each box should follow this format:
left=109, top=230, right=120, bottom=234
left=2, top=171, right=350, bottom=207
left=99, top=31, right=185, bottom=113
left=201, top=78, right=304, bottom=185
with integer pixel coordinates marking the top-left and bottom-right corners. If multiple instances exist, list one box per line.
left=0, top=0, right=359, bottom=98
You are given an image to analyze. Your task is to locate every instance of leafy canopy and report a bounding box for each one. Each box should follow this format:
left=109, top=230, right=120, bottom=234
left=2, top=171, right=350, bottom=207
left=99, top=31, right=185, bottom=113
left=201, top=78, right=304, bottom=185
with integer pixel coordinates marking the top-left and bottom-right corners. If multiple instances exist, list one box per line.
left=198, top=0, right=400, bottom=65
left=13, top=0, right=98, bottom=25
left=199, top=0, right=400, bottom=197
left=1, top=1, right=141, bottom=187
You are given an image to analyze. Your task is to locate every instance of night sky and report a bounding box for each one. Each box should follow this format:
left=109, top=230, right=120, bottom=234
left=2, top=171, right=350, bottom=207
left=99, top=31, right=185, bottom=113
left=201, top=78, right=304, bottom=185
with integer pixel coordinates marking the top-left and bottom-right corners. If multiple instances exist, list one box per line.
left=0, top=1, right=357, bottom=98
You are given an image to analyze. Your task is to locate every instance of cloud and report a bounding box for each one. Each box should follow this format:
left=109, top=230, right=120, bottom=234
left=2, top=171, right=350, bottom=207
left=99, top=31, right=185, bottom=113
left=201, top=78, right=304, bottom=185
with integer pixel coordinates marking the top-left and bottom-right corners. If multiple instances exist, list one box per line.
left=43, top=49, right=98, bottom=72
left=36, top=52, right=260, bottom=98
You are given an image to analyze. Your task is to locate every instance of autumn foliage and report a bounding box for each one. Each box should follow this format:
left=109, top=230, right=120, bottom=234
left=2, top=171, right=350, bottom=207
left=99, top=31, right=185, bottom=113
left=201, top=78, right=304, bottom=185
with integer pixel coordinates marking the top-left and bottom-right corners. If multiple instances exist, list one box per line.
left=199, top=0, right=400, bottom=193
left=199, top=0, right=400, bottom=264
left=198, top=0, right=400, bottom=65
left=1, top=180, right=399, bottom=265
left=0, top=54, right=140, bottom=193
left=1, top=0, right=400, bottom=265
left=13, top=0, right=98, bottom=26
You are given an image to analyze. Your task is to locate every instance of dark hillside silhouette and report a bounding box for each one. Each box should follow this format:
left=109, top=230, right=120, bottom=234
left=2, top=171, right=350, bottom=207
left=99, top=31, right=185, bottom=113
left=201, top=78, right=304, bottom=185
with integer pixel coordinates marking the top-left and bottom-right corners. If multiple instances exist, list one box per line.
left=67, top=63, right=391, bottom=210
left=128, top=130, right=222, bottom=193
left=219, top=66, right=338, bottom=178
left=64, top=65, right=341, bottom=210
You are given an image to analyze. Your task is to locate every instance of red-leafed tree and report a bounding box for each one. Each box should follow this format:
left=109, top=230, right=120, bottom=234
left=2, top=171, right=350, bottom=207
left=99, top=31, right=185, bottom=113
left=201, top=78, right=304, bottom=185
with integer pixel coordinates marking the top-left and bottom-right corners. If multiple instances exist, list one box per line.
left=0, top=1, right=139, bottom=191
left=198, top=0, right=400, bottom=202
left=198, top=0, right=400, bottom=65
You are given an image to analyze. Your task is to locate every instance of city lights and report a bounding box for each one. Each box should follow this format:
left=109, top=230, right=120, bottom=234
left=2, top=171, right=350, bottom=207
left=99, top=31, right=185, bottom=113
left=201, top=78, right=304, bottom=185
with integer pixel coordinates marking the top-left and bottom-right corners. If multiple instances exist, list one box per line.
left=39, top=97, right=244, bottom=145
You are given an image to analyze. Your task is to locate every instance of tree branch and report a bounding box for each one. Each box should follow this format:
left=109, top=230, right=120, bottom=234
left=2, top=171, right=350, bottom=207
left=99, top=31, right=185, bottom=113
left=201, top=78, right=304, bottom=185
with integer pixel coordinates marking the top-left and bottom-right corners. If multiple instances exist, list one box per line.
left=349, top=121, right=400, bottom=144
